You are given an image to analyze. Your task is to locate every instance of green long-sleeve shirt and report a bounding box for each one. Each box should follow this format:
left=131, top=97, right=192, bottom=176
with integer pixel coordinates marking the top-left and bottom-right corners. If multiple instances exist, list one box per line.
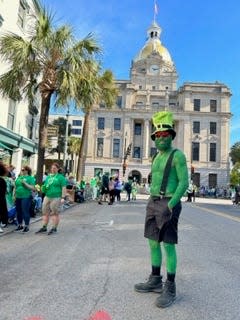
left=150, top=148, right=189, bottom=209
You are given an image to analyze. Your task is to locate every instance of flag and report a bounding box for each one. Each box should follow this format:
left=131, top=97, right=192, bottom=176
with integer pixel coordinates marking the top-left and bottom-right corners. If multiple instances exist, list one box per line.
left=154, top=1, right=158, bottom=15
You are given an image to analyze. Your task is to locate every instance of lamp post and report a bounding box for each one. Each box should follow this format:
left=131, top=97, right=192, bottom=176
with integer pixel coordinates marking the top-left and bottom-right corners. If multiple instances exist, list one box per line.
left=63, top=105, right=70, bottom=173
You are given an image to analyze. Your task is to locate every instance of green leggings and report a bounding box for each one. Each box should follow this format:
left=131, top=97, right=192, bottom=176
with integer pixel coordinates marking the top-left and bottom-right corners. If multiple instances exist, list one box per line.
left=148, top=239, right=177, bottom=274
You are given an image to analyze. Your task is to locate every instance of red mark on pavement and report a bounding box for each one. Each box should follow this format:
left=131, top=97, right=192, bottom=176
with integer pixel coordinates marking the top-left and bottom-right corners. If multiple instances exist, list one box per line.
left=89, top=310, right=112, bottom=320
left=24, top=317, right=44, bottom=320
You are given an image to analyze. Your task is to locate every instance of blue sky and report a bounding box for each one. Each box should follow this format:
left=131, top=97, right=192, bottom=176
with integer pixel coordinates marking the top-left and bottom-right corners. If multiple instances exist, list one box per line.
left=43, top=0, right=240, bottom=146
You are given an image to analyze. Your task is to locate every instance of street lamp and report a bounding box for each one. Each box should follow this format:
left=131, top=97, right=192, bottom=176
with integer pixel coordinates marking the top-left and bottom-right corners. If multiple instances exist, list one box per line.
left=63, top=105, right=70, bottom=173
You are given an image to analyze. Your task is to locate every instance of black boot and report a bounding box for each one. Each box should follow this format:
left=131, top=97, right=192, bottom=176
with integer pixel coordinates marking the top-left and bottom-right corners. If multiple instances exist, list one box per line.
left=155, top=280, right=176, bottom=308
left=134, top=275, right=163, bottom=293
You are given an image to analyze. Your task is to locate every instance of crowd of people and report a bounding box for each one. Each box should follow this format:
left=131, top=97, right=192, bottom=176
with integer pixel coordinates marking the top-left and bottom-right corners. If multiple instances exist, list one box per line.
left=0, top=160, right=140, bottom=234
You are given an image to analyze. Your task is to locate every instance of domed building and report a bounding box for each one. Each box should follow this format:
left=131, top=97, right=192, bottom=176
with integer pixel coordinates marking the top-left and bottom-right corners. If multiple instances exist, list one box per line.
left=84, top=20, right=231, bottom=188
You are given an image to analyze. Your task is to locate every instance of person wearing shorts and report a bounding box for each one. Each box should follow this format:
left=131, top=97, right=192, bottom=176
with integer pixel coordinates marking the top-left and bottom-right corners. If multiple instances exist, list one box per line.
left=36, top=163, right=67, bottom=235
left=134, top=111, right=188, bottom=308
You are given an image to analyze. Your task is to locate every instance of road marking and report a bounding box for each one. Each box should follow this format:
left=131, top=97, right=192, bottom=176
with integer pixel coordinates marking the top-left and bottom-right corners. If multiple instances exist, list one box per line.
left=193, top=204, right=240, bottom=223
left=95, top=220, right=114, bottom=226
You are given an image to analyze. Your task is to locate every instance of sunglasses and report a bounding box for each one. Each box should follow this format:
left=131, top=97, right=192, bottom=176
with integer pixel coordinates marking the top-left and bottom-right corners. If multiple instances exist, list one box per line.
left=21, top=169, right=25, bottom=171
left=155, top=131, right=171, bottom=138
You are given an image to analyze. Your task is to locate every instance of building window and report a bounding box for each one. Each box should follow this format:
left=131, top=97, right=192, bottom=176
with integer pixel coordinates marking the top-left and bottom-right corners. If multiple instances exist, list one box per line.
left=133, top=147, right=141, bottom=159
left=193, top=99, right=200, bottom=111
left=98, top=117, right=105, bottom=130
left=210, top=99, right=217, bottom=112
left=113, top=139, right=120, bottom=158
left=71, top=128, right=81, bottom=135
left=136, top=101, right=143, bottom=106
left=209, top=173, right=217, bottom=188
left=134, top=123, right=142, bottom=135
left=152, top=102, right=159, bottom=107
left=210, top=143, right=216, bottom=162
left=116, top=96, right=122, bottom=108
left=210, top=122, right=217, bottom=134
left=192, top=142, right=200, bottom=161
left=99, top=103, right=105, bottom=108
left=97, top=138, right=104, bottom=157
left=72, top=120, right=82, bottom=126
left=152, top=86, right=156, bottom=90
left=139, top=85, right=142, bottom=89
left=193, top=172, right=200, bottom=187
left=114, top=118, right=121, bottom=131
left=7, top=99, right=16, bottom=131
left=150, top=147, right=157, bottom=157
left=94, top=168, right=103, bottom=177
left=111, top=168, right=119, bottom=177
left=193, top=121, right=200, bottom=134
left=18, top=0, right=28, bottom=29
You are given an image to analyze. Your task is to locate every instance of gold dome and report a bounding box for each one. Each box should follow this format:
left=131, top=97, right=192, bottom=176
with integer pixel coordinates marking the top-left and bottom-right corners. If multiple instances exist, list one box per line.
left=135, top=39, right=173, bottom=64
left=134, top=21, right=173, bottom=65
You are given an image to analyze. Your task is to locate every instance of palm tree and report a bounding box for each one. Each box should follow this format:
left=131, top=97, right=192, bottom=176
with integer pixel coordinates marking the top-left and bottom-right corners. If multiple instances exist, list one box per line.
left=68, top=136, right=81, bottom=174
left=0, top=7, right=100, bottom=183
left=76, top=68, right=118, bottom=181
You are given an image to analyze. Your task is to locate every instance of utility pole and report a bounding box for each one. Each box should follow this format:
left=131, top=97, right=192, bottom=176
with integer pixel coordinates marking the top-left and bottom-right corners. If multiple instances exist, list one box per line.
left=63, top=105, right=70, bottom=173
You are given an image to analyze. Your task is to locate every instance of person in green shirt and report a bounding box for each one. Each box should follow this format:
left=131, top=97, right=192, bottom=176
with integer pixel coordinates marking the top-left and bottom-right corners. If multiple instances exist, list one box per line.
left=15, top=166, right=36, bottom=233
left=36, top=162, right=67, bottom=235
left=134, top=111, right=188, bottom=308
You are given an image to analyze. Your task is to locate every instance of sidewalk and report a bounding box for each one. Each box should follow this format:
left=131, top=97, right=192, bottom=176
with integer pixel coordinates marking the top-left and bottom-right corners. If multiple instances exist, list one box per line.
left=136, top=193, right=232, bottom=205
left=0, top=202, right=77, bottom=237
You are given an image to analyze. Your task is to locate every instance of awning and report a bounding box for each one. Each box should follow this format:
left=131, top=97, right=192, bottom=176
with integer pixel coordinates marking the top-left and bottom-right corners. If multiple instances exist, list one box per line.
left=0, top=141, right=13, bottom=151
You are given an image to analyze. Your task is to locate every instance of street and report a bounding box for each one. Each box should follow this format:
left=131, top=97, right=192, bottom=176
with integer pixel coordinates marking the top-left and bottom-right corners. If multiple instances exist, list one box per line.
left=0, top=197, right=240, bottom=320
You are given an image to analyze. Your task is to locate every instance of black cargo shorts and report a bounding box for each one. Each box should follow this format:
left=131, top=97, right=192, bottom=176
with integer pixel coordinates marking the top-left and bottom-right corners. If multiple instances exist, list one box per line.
left=144, top=196, right=182, bottom=244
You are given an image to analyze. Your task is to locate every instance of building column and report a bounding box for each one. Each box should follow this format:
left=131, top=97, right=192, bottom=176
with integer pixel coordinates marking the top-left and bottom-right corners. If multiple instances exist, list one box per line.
left=11, top=148, right=23, bottom=176
left=30, top=153, right=38, bottom=174
left=143, top=119, right=150, bottom=160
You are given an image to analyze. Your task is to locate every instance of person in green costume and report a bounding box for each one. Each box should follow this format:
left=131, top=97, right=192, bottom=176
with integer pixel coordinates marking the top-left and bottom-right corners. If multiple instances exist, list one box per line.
left=15, top=165, right=36, bottom=233
left=36, top=162, right=67, bottom=235
left=134, top=111, right=188, bottom=308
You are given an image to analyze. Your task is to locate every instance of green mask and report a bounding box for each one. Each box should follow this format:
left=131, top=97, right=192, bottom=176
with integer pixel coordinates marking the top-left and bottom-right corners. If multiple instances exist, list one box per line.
left=155, top=136, right=172, bottom=151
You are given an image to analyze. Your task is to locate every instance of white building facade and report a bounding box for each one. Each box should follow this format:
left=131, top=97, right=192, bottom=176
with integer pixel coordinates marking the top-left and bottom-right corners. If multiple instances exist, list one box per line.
left=85, top=21, right=231, bottom=188
left=0, top=0, right=40, bottom=174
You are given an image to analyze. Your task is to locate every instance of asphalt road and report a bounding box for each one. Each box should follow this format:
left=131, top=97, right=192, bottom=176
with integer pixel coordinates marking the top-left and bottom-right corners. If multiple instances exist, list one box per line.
left=0, top=198, right=239, bottom=320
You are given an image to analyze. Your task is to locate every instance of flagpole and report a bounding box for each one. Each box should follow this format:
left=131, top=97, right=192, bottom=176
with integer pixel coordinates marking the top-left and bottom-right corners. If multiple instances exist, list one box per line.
left=154, top=0, right=156, bottom=22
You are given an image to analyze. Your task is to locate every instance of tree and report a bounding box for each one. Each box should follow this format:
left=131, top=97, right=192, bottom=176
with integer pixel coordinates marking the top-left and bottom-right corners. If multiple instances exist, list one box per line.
left=229, top=142, right=240, bottom=165
left=0, top=7, right=100, bottom=183
left=68, top=136, right=81, bottom=174
left=76, top=68, right=118, bottom=180
left=230, top=162, right=240, bottom=186
left=50, top=117, right=71, bottom=160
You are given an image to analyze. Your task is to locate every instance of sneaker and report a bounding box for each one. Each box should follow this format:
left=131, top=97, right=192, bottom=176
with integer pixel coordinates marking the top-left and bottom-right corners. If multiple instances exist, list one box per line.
left=22, top=226, right=29, bottom=233
left=0, top=227, right=3, bottom=233
left=35, top=226, right=47, bottom=234
left=15, top=225, right=24, bottom=231
left=48, top=227, right=57, bottom=235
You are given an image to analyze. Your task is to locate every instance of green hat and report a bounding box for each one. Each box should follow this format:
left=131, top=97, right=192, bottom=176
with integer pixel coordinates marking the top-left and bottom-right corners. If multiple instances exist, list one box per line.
left=151, top=111, right=176, bottom=140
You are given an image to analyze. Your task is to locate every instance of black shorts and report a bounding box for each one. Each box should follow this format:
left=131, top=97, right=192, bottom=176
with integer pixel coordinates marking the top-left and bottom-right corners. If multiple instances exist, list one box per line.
left=144, top=197, right=182, bottom=244
left=101, top=186, right=109, bottom=195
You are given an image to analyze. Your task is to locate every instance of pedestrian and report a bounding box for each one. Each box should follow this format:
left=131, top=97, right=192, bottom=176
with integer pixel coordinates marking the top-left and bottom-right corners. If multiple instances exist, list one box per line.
left=14, top=165, right=36, bottom=233
left=108, top=177, right=115, bottom=205
left=98, top=172, right=109, bottom=204
left=186, top=182, right=193, bottom=202
left=131, top=180, right=138, bottom=200
left=0, top=161, right=9, bottom=232
left=124, top=178, right=132, bottom=201
left=134, top=111, right=188, bottom=308
left=114, top=177, right=122, bottom=201
left=36, top=162, right=67, bottom=235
